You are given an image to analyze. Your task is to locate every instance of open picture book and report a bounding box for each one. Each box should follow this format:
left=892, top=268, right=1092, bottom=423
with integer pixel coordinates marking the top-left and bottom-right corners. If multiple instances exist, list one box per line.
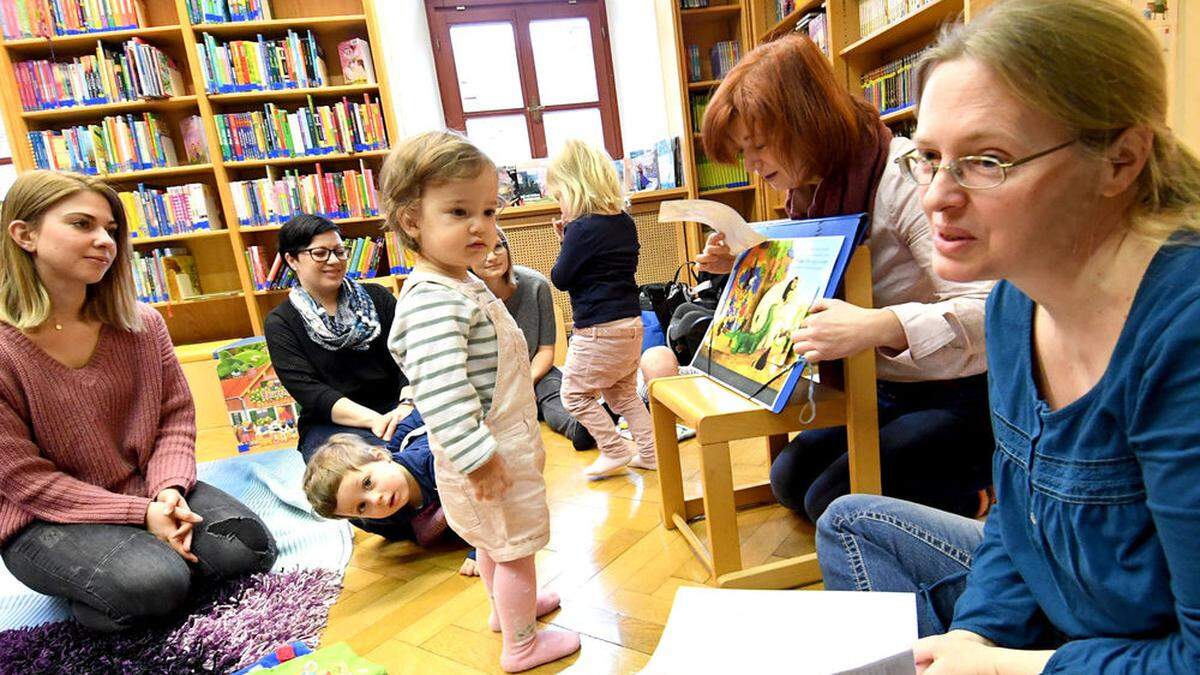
left=659, top=200, right=869, bottom=413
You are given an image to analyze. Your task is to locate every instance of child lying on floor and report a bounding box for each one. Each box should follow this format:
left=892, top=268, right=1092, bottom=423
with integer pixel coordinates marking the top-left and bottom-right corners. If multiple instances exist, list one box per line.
left=302, top=409, right=477, bottom=575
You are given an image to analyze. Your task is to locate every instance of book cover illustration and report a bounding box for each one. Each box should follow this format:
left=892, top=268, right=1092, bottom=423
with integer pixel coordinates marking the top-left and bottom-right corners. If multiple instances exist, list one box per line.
left=215, top=337, right=299, bottom=453
left=684, top=215, right=867, bottom=412
left=180, top=115, right=209, bottom=164
left=630, top=147, right=660, bottom=191
left=337, top=38, right=376, bottom=85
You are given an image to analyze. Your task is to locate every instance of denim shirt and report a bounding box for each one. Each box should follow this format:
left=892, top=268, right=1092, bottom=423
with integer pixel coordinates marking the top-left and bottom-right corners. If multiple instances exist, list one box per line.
left=950, top=238, right=1200, bottom=673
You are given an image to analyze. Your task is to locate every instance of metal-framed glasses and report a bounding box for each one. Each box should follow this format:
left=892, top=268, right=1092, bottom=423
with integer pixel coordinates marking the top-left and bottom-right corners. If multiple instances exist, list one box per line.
left=896, top=139, right=1076, bottom=189
left=300, top=246, right=349, bottom=263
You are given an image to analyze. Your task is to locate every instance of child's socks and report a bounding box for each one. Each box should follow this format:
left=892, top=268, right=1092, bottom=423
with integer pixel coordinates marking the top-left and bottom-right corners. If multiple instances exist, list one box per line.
left=489, top=589, right=561, bottom=631
left=584, top=452, right=632, bottom=479
left=493, top=555, right=580, bottom=672
left=628, top=454, right=658, bottom=471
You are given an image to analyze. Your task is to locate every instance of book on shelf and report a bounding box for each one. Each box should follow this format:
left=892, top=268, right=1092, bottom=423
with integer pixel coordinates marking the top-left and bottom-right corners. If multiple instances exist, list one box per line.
left=497, top=163, right=551, bottom=205
left=679, top=0, right=710, bottom=8
left=186, top=0, right=272, bottom=24
left=860, top=47, right=927, bottom=116
left=696, top=150, right=749, bottom=191
left=858, top=0, right=934, bottom=37
left=656, top=137, right=680, bottom=190
left=196, top=29, right=326, bottom=94
left=797, top=8, right=829, bottom=56
left=14, top=37, right=185, bottom=112
left=245, top=236, right=383, bottom=291
left=28, top=111, right=178, bottom=174
left=629, top=146, right=660, bottom=192
left=213, top=95, right=387, bottom=161
left=710, top=40, right=740, bottom=81
left=384, top=230, right=414, bottom=275
left=122, top=182, right=222, bottom=239
left=132, top=246, right=204, bottom=303
left=337, top=38, right=376, bottom=86
left=229, top=161, right=380, bottom=227
left=0, top=0, right=146, bottom=40
left=690, top=91, right=710, bottom=134
left=180, top=115, right=209, bottom=164
left=686, top=45, right=702, bottom=82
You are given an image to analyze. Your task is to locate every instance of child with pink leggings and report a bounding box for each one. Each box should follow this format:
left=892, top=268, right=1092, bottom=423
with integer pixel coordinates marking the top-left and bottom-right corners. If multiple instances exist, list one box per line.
left=383, top=131, right=579, bottom=672
left=548, top=140, right=657, bottom=479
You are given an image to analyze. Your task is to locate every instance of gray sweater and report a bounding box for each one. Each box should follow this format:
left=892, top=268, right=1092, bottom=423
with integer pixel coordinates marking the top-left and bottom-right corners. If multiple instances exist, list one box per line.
left=503, top=266, right=556, bottom=361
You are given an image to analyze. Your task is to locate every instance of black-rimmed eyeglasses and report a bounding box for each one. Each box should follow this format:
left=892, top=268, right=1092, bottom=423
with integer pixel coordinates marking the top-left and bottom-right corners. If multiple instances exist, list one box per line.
left=896, top=139, right=1076, bottom=189
left=299, top=246, right=348, bottom=263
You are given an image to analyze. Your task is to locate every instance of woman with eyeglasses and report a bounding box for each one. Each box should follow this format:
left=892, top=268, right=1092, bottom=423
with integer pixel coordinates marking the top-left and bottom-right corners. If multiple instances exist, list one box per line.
left=818, top=1, right=1200, bottom=671
left=695, top=33, right=996, bottom=523
left=264, top=214, right=411, bottom=461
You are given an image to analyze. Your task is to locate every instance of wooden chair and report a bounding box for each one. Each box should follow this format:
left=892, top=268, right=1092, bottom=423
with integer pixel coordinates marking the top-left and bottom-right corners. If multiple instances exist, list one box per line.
left=648, top=246, right=881, bottom=589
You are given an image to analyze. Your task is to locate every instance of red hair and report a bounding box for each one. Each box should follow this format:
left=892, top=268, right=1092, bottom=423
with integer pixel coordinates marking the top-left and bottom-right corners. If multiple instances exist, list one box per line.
left=702, top=34, right=879, bottom=181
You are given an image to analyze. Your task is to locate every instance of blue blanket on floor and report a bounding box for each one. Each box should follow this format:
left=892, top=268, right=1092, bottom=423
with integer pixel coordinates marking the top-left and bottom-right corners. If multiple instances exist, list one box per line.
left=0, top=449, right=352, bottom=631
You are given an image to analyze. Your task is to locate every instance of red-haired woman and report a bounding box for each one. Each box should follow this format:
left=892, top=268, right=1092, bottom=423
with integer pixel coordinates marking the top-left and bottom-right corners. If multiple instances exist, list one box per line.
left=694, top=34, right=994, bottom=522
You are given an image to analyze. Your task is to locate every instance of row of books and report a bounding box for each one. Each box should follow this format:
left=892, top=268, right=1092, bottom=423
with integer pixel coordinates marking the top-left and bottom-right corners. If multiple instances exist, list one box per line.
left=685, top=45, right=703, bottom=82
left=195, top=29, right=326, bottom=94
left=132, top=246, right=203, bottom=303
left=245, top=236, right=388, bottom=290
left=622, top=138, right=682, bottom=193
left=770, top=0, right=799, bottom=23
left=121, top=182, right=222, bottom=239
left=212, top=96, right=386, bottom=161
left=796, top=9, right=829, bottom=56
left=696, top=152, right=749, bottom=191
left=185, top=0, right=271, bottom=24
left=710, top=40, right=740, bottom=81
left=0, top=0, right=145, bottom=39
left=858, top=0, right=933, bottom=37
left=229, top=163, right=380, bottom=227
left=384, top=231, right=415, bottom=275
left=15, top=38, right=184, bottom=112
left=690, top=91, right=711, bottom=134
left=29, top=112, right=177, bottom=174
left=679, top=0, right=711, bottom=8
left=860, top=48, right=927, bottom=116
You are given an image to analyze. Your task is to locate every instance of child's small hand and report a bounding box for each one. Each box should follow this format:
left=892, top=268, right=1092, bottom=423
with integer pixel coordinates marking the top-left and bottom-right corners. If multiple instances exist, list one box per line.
left=552, top=218, right=565, bottom=242
left=467, top=452, right=513, bottom=501
left=695, top=232, right=734, bottom=274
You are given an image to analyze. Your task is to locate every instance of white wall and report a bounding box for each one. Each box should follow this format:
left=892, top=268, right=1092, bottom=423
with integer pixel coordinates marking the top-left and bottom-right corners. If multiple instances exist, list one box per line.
left=371, top=0, right=683, bottom=158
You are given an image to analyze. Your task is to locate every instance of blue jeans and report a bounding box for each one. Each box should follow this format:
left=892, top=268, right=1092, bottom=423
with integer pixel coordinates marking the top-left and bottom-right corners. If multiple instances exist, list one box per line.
left=771, top=374, right=993, bottom=522
left=817, top=494, right=984, bottom=637
left=1, top=482, right=276, bottom=632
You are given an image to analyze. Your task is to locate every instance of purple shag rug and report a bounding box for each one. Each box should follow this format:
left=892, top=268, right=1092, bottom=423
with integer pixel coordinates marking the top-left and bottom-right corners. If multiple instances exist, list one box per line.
left=0, top=568, right=341, bottom=675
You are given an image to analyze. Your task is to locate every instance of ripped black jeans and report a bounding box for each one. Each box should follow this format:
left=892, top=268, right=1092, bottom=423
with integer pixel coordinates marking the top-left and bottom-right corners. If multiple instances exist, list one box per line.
left=1, top=482, right=277, bottom=632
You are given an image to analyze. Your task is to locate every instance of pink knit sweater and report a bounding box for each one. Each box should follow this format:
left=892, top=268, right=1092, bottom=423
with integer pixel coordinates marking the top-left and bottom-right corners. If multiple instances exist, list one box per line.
left=0, top=306, right=196, bottom=546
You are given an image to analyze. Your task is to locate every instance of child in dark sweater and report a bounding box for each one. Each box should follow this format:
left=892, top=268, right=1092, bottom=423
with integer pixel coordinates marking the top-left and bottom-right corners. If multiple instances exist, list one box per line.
left=548, top=140, right=657, bottom=479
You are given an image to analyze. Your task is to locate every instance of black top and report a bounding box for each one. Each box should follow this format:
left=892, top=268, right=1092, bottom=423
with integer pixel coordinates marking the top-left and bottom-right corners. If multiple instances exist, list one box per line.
left=550, top=212, right=641, bottom=328
left=264, top=282, right=406, bottom=443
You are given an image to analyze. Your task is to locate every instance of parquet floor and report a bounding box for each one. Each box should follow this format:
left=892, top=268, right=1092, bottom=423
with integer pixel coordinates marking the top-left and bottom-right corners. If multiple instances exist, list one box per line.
left=197, top=425, right=819, bottom=674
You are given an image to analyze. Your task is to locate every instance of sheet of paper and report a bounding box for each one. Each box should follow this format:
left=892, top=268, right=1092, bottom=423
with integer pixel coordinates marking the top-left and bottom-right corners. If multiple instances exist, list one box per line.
left=658, top=199, right=768, bottom=254
left=640, top=588, right=917, bottom=675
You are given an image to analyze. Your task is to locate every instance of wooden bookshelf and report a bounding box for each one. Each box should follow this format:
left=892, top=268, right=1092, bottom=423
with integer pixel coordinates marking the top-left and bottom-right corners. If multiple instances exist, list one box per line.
left=670, top=1, right=764, bottom=259
left=745, top=0, right=993, bottom=216
left=0, top=0, right=398, bottom=346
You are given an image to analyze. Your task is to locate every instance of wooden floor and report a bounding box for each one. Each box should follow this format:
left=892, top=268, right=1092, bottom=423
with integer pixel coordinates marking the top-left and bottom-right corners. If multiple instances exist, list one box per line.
left=197, top=425, right=818, bottom=674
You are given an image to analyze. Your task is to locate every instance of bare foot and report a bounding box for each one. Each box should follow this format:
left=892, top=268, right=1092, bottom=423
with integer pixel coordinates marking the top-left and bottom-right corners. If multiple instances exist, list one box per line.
left=490, top=590, right=561, bottom=631
left=459, top=556, right=479, bottom=577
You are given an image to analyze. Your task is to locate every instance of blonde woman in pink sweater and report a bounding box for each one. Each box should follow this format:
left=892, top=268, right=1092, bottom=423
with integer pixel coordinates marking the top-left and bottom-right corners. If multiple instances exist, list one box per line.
left=0, top=171, right=276, bottom=632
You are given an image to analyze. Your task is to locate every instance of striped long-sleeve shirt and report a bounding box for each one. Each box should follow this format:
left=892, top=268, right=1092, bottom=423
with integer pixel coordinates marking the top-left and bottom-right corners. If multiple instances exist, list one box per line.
left=389, top=276, right=499, bottom=474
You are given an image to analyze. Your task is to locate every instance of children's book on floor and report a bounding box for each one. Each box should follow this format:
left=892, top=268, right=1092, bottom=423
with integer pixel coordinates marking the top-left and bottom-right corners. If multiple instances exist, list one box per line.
left=213, top=338, right=299, bottom=453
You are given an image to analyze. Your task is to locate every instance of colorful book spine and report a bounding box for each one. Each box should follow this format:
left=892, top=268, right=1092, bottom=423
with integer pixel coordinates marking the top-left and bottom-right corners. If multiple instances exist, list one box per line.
left=244, top=235, right=386, bottom=291
left=859, top=47, right=927, bottom=116
left=185, top=0, right=272, bottom=24
left=196, top=29, right=325, bottom=94
left=1, top=0, right=144, bottom=39
left=121, top=183, right=222, bottom=239
left=214, top=96, right=386, bottom=162
left=131, top=246, right=201, bottom=303
left=229, top=163, right=380, bottom=227
left=858, top=0, right=933, bottom=37
left=710, top=40, right=740, bottom=81
left=14, top=37, right=183, bottom=112
left=696, top=151, right=749, bottom=191
left=28, top=112, right=178, bottom=174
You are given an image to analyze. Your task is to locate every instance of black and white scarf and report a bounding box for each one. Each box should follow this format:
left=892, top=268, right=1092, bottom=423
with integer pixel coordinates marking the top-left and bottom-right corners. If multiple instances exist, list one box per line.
left=288, top=279, right=381, bottom=351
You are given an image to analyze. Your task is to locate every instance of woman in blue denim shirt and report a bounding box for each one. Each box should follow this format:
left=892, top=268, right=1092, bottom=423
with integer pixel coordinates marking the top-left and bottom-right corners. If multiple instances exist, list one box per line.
left=815, top=1, right=1200, bottom=673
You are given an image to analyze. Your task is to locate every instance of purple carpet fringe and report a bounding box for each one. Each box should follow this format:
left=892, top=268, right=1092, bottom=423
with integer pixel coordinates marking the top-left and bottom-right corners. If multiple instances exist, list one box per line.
left=0, top=568, right=342, bottom=675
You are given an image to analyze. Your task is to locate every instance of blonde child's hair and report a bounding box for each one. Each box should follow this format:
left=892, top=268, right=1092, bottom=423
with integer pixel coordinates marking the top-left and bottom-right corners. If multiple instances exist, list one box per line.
left=917, top=0, right=1200, bottom=240
left=0, top=170, right=140, bottom=332
left=303, top=433, right=384, bottom=519
left=379, top=130, right=497, bottom=252
left=546, top=139, right=625, bottom=222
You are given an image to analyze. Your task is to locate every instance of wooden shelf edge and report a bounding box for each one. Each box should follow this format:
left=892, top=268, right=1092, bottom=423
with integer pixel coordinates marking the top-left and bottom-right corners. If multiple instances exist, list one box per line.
left=131, top=229, right=229, bottom=245
left=879, top=105, right=916, bottom=124
left=151, top=291, right=244, bottom=308
left=191, top=14, right=367, bottom=36
left=840, top=0, right=964, bottom=59
left=21, top=96, right=198, bottom=121
left=2, top=25, right=182, bottom=51
left=222, top=149, right=389, bottom=169
left=206, top=83, right=379, bottom=104
left=681, top=5, right=742, bottom=20
left=687, top=79, right=722, bottom=91
left=759, top=0, right=824, bottom=43
left=238, top=215, right=384, bottom=234
left=699, top=184, right=753, bottom=197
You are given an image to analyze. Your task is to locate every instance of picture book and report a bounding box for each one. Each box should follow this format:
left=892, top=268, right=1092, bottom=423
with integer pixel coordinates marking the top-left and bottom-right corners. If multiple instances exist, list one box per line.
left=656, top=138, right=678, bottom=190
left=629, top=147, right=660, bottom=191
left=161, top=251, right=202, bottom=301
left=214, top=337, right=298, bottom=453
left=684, top=214, right=868, bottom=412
left=337, top=38, right=376, bottom=85
left=180, top=115, right=209, bottom=164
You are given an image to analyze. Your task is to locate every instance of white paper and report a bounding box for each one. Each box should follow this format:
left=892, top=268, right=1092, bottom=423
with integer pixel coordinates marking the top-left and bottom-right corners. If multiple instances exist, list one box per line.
left=640, top=588, right=918, bottom=675
left=658, top=199, right=768, bottom=254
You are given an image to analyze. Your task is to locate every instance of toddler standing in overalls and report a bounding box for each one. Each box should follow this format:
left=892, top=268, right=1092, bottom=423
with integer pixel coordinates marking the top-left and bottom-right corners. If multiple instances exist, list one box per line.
left=382, top=131, right=580, bottom=672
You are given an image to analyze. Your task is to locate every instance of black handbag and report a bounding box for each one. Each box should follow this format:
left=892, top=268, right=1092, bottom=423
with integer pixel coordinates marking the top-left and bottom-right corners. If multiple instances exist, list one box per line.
left=639, top=262, right=698, bottom=333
